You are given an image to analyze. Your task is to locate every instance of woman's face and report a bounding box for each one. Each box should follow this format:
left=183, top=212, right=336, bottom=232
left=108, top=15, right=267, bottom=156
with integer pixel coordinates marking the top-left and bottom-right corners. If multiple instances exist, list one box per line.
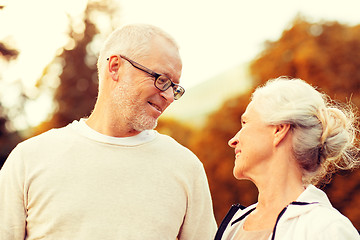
left=228, top=100, right=276, bottom=180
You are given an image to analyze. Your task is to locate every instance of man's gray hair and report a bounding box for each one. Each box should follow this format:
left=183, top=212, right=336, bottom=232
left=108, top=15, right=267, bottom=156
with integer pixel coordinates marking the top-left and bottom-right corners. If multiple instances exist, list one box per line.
left=97, top=24, right=179, bottom=82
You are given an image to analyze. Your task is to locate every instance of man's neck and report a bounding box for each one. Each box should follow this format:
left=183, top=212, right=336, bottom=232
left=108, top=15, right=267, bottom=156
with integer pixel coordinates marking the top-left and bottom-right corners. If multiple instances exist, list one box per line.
left=86, top=111, right=141, bottom=138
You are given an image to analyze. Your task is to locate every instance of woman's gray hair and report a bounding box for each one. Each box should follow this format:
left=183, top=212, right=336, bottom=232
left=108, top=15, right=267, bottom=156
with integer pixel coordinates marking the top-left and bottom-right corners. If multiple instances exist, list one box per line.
left=97, top=24, right=179, bottom=82
left=252, top=77, right=359, bottom=185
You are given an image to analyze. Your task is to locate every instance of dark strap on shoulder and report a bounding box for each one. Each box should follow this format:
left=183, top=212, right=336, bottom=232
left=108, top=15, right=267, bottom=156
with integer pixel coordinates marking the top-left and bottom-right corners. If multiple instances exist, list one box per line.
left=231, top=207, right=255, bottom=226
left=271, top=201, right=318, bottom=240
left=271, top=205, right=288, bottom=240
left=214, top=204, right=245, bottom=240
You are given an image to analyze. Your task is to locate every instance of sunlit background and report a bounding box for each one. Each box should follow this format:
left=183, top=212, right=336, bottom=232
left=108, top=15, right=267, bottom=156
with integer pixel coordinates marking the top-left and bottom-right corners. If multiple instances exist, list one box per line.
left=1, top=0, right=360, bottom=230
left=1, top=0, right=360, bottom=129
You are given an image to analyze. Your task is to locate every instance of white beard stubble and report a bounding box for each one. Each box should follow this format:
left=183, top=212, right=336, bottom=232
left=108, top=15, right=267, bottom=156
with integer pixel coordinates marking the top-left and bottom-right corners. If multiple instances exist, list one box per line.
left=111, top=81, right=158, bottom=132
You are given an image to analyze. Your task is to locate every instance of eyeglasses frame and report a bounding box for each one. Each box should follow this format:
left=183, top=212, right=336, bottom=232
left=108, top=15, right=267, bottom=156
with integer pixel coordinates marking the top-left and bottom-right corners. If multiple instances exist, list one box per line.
left=107, top=55, right=185, bottom=100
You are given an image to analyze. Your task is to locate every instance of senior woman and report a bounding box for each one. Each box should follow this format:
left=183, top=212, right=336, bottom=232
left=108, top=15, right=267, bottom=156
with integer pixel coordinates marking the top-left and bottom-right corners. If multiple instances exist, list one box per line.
left=215, top=77, right=360, bottom=240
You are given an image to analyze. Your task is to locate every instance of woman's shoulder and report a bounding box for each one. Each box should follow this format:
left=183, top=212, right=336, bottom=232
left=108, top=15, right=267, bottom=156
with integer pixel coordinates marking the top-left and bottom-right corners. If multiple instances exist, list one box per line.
left=214, top=204, right=257, bottom=240
left=286, top=196, right=359, bottom=238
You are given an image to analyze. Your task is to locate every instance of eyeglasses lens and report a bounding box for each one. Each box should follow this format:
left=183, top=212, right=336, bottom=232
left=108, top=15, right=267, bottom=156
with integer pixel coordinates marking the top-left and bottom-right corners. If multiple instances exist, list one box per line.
left=173, top=86, right=184, bottom=100
left=155, top=76, right=172, bottom=91
left=155, top=75, right=184, bottom=100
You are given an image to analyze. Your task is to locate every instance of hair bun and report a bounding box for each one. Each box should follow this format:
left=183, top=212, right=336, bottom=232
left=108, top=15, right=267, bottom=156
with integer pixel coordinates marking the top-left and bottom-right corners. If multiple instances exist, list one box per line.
left=316, top=105, right=358, bottom=176
left=318, top=107, right=348, bottom=146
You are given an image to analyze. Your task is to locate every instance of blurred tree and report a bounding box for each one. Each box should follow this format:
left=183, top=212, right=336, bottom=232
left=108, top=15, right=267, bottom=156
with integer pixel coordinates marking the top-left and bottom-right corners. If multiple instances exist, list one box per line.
left=34, top=0, right=119, bottom=133
left=249, top=16, right=360, bottom=229
left=0, top=104, right=21, bottom=169
left=156, top=118, right=195, bottom=149
left=0, top=42, right=19, bottom=61
left=0, top=0, right=119, bottom=167
left=0, top=5, right=21, bottom=168
left=251, top=16, right=360, bottom=106
left=190, top=92, right=259, bottom=224
left=41, top=14, right=99, bottom=129
left=188, top=16, right=360, bottom=228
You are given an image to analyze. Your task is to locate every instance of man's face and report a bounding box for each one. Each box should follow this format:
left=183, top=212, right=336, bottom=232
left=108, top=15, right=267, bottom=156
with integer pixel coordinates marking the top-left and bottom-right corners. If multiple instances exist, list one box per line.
left=112, top=36, right=182, bottom=132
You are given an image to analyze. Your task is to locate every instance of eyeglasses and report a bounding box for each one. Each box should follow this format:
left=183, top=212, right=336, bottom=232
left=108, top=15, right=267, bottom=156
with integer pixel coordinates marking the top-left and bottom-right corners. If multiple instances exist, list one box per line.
left=107, top=55, right=185, bottom=100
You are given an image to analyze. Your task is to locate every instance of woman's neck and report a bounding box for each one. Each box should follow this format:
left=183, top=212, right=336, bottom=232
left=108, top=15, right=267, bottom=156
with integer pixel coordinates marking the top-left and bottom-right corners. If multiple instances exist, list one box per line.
left=243, top=164, right=305, bottom=231
left=250, top=154, right=305, bottom=219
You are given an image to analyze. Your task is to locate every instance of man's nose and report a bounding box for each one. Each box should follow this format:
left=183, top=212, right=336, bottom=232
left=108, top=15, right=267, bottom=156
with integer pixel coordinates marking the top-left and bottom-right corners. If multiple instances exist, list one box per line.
left=160, top=87, right=175, bottom=103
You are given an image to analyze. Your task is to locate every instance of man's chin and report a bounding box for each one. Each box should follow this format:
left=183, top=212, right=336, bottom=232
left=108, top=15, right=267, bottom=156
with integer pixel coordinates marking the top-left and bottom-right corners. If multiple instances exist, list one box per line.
left=133, top=118, right=158, bottom=132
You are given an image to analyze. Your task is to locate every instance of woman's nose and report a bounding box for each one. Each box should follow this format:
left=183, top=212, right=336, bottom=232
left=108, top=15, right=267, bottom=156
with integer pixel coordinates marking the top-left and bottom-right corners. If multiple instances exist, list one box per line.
left=228, top=135, right=238, bottom=148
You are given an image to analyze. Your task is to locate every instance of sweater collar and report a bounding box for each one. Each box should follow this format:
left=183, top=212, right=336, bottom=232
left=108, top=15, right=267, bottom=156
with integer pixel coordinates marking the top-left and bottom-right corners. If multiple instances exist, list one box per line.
left=70, top=118, right=157, bottom=146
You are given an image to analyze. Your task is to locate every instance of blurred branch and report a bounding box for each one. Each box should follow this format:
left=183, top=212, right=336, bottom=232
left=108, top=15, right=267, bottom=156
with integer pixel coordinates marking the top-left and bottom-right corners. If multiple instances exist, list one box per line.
left=0, top=42, right=19, bottom=60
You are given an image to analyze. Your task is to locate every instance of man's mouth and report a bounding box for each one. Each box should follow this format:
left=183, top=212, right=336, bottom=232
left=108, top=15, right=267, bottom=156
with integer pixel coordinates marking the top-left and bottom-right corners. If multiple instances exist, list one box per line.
left=148, top=101, right=162, bottom=113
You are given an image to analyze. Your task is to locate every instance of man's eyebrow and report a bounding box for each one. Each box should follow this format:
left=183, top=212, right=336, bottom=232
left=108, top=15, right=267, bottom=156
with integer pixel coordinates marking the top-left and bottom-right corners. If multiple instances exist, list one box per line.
left=162, top=71, right=179, bottom=84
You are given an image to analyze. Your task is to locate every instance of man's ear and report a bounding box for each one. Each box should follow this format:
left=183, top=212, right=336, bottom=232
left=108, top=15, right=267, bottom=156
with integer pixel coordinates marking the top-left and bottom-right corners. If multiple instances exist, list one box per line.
left=108, top=56, right=121, bottom=81
left=273, top=124, right=291, bottom=147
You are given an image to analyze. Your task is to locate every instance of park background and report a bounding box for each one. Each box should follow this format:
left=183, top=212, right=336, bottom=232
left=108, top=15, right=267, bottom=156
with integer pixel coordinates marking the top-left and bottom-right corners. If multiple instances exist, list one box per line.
left=1, top=0, right=360, bottom=229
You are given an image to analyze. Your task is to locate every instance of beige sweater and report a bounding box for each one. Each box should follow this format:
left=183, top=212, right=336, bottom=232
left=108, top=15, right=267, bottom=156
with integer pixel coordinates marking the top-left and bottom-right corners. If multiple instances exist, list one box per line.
left=0, top=119, right=217, bottom=240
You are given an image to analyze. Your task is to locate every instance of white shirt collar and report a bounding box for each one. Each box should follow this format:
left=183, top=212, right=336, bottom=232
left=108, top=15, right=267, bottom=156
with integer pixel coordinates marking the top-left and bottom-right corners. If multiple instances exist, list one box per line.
left=71, top=118, right=157, bottom=146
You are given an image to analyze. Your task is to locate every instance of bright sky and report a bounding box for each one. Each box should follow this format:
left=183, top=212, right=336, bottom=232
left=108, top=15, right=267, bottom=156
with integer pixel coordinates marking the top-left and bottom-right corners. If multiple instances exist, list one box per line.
left=119, top=0, right=360, bottom=89
left=0, top=0, right=359, bottom=128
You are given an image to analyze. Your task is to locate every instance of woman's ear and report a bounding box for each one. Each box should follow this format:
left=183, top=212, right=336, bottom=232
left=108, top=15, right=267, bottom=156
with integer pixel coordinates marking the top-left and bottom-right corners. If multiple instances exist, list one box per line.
left=273, top=124, right=291, bottom=147
left=107, top=56, right=121, bottom=81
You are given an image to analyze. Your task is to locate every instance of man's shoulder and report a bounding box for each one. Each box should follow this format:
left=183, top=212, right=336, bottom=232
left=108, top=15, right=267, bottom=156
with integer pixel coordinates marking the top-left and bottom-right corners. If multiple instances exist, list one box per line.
left=156, top=133, right=194, bottom=154
left=154, top=133, right=204, bottom=167
left=17, top=124, right=74, bottom=149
